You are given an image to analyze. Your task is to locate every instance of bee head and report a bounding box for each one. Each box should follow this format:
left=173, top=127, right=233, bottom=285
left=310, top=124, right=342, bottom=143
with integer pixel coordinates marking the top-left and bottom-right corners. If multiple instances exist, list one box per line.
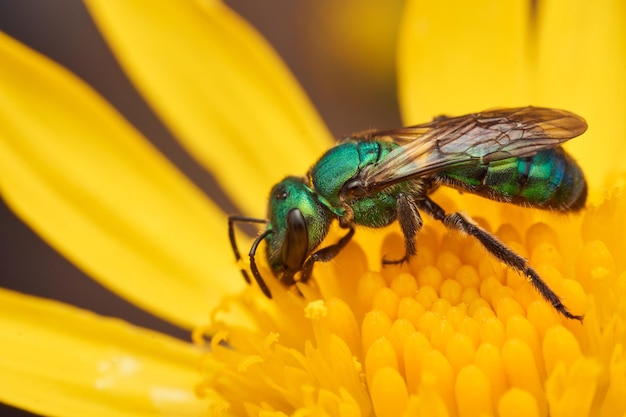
left=265, top=177, right=333, bottom=285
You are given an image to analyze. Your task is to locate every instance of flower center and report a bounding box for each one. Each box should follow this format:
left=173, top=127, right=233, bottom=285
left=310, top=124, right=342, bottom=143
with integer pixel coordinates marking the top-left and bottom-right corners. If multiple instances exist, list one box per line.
left=197, top=196, right=625, bottom=417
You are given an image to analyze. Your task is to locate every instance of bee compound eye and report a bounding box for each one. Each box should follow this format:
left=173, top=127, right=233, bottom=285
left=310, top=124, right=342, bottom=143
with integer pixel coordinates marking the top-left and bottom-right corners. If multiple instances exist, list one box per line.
left=282, top=208, right=309, bottom=271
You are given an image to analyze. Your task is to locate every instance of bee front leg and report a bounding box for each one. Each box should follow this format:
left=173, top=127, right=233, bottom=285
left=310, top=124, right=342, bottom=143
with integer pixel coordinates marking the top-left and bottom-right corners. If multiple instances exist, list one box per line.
left=383, top=193, right=423, bottom=265
left=228, top=215, right=269, bottom=286
left=300, top=227, right=355, bottom=283
left=418, top=197, right=583, bottom=322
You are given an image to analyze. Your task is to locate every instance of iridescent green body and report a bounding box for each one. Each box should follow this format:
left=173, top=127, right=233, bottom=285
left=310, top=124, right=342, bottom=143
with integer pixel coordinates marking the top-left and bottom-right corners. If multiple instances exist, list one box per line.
left=266, top=139, right=587, bottom=277
left=310, top=140, right=413, bottom=227
left=441, top=147, right=587, bottom=210
left=229, top=107, right=588, bottom=320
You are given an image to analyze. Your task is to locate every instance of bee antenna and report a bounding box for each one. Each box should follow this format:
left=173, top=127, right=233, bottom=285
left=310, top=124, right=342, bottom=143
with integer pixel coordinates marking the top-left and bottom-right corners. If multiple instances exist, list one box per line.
left=249, top=230, right=273, bottom=298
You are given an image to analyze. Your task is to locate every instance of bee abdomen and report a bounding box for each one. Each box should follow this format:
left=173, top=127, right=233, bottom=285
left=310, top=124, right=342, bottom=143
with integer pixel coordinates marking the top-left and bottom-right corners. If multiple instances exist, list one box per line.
left=441, top=148, right=587, bottom=211
left=542, top=150, right=587, bottom=210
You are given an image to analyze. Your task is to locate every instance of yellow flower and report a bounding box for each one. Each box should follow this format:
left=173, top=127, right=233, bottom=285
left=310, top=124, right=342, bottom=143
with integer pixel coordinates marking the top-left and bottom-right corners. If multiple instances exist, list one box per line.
left=1, top=1, right=625, bottom=417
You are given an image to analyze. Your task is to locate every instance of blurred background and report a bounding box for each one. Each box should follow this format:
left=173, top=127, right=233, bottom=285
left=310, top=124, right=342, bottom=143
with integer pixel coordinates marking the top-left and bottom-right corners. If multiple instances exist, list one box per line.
left=0, top=1, right=404, bottom=415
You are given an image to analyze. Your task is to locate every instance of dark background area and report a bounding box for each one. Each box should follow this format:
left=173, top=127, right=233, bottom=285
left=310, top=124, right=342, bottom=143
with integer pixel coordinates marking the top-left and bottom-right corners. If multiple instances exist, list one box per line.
left=0, top=1, right=402, bottom=416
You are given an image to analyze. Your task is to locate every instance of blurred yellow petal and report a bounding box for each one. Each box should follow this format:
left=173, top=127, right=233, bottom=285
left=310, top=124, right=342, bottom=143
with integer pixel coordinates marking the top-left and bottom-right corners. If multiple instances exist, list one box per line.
left=0, top=31, right=245, bottom=330
left=85, top=0, right=332, bottom=217
left=398, top=0, right=626, bottom=201
left=535, top=0, right=626, bottom=194
left=0, top=288, right=213, bottom=417
left=398, top=0, right=530, bottom=122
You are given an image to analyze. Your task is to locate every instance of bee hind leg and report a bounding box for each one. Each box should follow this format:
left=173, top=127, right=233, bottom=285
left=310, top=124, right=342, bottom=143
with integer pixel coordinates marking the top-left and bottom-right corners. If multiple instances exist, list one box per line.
left=383, top=194, right=423, bottom=265
left=418, top=197, right=583, bottom=322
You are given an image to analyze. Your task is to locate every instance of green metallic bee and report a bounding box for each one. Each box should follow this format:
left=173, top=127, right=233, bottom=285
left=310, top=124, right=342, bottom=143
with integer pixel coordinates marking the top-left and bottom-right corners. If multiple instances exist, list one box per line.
left=229, top=107, right=587, bottom=320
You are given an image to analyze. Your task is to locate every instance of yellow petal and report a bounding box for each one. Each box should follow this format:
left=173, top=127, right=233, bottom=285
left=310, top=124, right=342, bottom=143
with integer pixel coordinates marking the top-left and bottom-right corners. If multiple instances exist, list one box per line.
left=398, top=0, right=530, bottom=123
left=398, top=0, right=626, bottom=201
left=0, top=31, right=245, bottom=330
left=85, top=0, right=332, bottom=216
left=0, top=288, right=215, bottom=417
left=534, top=0, right=626, bottom=196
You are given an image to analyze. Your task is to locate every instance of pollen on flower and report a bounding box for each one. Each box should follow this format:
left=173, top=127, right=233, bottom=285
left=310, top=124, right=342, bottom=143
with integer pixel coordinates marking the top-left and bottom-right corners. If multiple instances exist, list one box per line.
left=196, top=194, right=626, bottom=416
left=304, top=299, right=328, bottom=320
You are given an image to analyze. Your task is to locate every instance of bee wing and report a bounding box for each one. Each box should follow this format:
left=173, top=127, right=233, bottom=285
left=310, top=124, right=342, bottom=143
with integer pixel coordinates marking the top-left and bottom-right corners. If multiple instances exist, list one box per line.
left=355, top=107, right=587, bottom=192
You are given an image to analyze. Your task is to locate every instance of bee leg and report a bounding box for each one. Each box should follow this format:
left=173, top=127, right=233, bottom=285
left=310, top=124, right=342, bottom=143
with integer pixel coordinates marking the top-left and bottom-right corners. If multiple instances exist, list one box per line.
left=383, top=193, right=423, bottom=265
left=419, top=197, right=583, bottom=322
left=228, top=215, right=269, bottom=286
left=300, top=227, right=355, bottom=284
left=248, top=229, right=273, bottom=299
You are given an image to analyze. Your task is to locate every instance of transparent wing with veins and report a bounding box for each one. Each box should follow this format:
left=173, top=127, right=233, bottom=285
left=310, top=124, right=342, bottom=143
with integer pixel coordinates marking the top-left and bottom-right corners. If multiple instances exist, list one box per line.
left=349, top=107, right=587, bottom=194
